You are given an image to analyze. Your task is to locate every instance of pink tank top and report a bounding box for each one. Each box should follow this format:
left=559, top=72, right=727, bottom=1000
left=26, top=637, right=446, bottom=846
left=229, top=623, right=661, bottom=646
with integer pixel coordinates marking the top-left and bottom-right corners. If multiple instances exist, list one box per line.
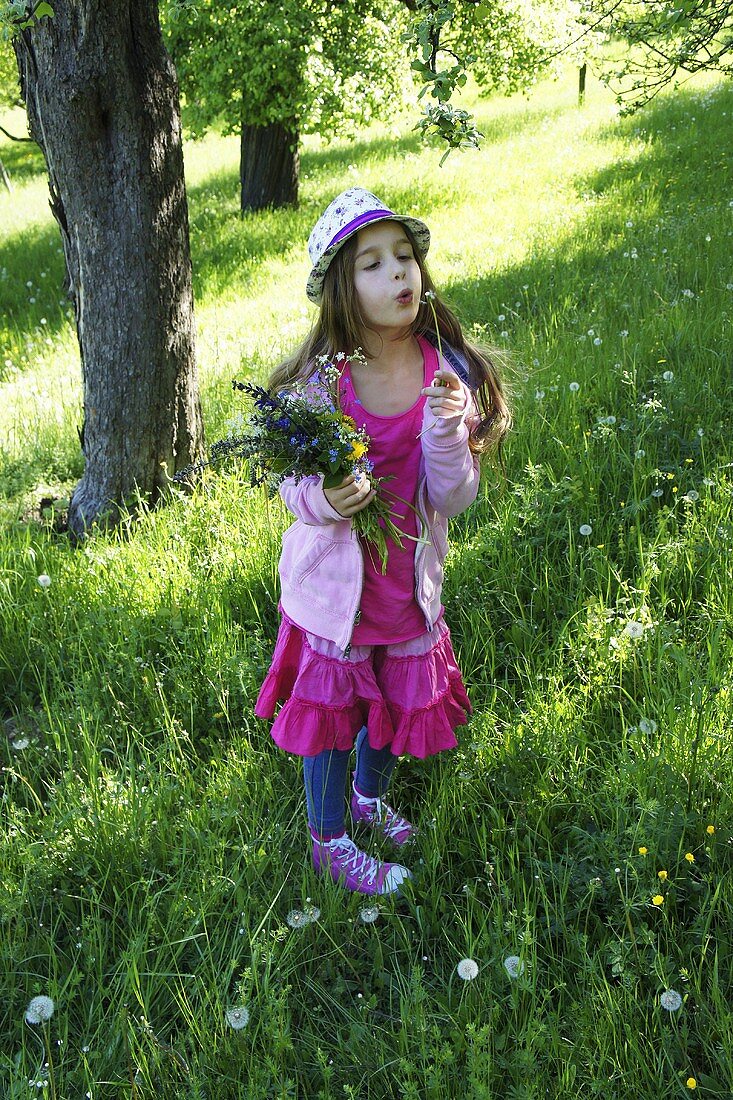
left=339, top=336, right=438, bottom=645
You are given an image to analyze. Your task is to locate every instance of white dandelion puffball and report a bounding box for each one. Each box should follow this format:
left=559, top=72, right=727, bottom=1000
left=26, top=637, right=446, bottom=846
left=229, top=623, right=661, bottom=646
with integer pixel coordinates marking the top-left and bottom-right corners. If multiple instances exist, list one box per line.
left=225, top=1006, right=250, bottom=1030
left=37, top=574, right=52, bottom=588
left=456, top=958, right=479, bottom=981
left=638, top=717, right=658, bottom=735
left=503, top=955, right=525, bottom=979
left=359, top=905, right=380, bottom=924
left=25, top=995, right=55, bottom=1024
left=286, top=909, right=309, bottom=929
left=579, top=524, right=593, bottom=536
left=569, top=381, right=580, bottom=392
left=660, top=989, right=683, bottom=1012
left=662, top=370, right=674, bottom=382
left=623, top=621, right=644, bottom=639
left=302, top=905, right=321, bottom=924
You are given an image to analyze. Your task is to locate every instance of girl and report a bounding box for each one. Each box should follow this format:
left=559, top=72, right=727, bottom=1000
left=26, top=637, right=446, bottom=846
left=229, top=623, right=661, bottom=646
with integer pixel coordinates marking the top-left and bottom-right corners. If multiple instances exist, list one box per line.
left=255, top=188, right=510, bottom=896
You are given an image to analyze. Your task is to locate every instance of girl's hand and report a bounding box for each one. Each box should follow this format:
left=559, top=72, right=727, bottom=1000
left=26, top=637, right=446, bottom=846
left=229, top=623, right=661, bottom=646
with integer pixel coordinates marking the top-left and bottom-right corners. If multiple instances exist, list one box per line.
left=421, top=370, right=466, bottom=418
left=323, top=473, right=375, bottom=518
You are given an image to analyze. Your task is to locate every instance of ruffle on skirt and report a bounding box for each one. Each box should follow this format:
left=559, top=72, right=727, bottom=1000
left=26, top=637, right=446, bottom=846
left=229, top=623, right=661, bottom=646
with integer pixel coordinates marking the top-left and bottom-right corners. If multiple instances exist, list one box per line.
left=255, top=614, right=471, bottom=759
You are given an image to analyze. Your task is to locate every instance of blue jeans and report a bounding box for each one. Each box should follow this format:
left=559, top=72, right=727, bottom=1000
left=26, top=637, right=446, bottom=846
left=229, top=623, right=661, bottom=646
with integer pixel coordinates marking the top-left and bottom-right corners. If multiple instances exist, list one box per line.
left=303, top=726, right=397, bottom=837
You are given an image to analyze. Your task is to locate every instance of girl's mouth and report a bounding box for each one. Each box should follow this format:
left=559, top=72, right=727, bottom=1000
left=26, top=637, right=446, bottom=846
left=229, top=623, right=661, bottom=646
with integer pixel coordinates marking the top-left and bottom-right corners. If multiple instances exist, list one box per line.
left=396, top=290, right=413, bottom=304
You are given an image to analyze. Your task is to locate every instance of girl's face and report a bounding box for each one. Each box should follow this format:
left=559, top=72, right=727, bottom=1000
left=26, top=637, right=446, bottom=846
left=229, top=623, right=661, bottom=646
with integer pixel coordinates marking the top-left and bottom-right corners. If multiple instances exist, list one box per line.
left=352, top=221, right=422, bottom=339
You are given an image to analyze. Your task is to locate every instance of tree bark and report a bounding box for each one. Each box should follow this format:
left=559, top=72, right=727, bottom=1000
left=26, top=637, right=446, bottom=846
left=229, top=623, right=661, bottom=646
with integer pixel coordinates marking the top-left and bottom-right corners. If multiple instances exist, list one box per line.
left=240, top=121, right=299, bottom=212
left=14, top=1, right=204, bottom=536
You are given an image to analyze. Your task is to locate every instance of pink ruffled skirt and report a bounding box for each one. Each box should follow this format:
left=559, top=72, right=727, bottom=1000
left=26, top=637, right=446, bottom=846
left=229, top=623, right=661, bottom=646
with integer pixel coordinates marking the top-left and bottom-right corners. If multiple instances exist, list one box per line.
left=255, top=613, right=471, bottom=759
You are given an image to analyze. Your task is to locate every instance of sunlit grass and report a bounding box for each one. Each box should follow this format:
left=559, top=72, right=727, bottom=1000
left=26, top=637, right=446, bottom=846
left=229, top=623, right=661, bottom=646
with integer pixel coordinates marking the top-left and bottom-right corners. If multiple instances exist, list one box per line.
left=2, top=63, right=733, bottom=1098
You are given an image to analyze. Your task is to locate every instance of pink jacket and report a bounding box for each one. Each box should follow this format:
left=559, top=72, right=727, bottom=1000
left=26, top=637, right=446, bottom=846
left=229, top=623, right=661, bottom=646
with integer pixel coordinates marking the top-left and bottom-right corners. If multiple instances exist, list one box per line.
left=278, top=367, right=479, bottom=653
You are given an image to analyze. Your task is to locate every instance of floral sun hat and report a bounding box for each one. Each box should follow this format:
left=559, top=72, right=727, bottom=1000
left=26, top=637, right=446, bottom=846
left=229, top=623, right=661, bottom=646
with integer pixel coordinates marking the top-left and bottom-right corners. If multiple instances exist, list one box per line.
left=306, top=187, right=431, bottom=303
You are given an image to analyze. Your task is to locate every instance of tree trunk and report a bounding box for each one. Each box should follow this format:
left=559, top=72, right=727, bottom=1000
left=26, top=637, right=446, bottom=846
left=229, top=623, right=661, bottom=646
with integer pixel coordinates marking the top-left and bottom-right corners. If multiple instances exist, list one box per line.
left=240, top=121, right=299, bottom=212
left=14, top=1, right=204, bottom=536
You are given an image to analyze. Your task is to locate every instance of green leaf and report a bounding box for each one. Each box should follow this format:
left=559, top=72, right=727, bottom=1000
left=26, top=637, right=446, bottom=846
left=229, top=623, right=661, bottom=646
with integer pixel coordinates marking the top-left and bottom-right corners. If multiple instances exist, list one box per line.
left=35, top=2, right=54, bottom=18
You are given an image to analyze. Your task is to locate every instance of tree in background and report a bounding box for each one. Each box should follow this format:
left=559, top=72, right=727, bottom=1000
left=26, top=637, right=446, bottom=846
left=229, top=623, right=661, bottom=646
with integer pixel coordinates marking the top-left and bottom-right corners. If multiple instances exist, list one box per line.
left=6, top=0, right=204, bottom=536
left=163, top=0, right=410, bottom=212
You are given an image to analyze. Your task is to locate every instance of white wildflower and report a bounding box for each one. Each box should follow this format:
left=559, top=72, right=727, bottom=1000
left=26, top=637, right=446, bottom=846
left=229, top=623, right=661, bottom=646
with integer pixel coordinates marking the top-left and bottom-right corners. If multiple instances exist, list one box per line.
left=225, top=1006, right=250, bottom=1030
left=25, top=996, right=55, bottom=1024
left=456, top=958, right=479, bottom=981
left=660, top=989, right=683, bottom=1012
left=503, top=955, right=525, bottom=979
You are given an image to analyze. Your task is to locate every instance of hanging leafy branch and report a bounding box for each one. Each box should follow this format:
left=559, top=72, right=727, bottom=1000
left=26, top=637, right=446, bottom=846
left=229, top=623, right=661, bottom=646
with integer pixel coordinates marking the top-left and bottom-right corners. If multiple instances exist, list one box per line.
left=582, top=0, right=733, bottom=111
left=404, top=0, right=483, bottom=163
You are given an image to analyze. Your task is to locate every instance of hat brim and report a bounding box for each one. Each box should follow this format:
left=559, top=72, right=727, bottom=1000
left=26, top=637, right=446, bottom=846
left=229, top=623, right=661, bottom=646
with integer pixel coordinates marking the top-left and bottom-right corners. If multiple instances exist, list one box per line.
left=306, top=213, right=431, bottom=304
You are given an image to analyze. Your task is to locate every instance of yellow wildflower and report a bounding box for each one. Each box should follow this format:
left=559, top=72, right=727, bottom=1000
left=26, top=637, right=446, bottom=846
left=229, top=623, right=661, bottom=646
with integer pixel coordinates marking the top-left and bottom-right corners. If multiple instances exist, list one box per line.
left=684, top=852, right=695, bottom=863
left=652, top=895, right=664, bottom=906
left=341, top=415, right=357, bottom=430
left=349, top=442, right=368, bottom=461
left=706, top=825, right=715, bottom=835
left=638, top=846, right=648, bottom=856
left=686, top=1079, right=697, bottom=1090
left=658, top=870, right=668, bottom=881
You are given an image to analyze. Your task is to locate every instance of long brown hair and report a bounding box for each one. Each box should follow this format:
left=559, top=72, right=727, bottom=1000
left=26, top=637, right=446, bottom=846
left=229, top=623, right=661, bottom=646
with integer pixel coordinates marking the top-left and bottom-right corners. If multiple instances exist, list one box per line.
left=267, top=225, right=511, bottom=457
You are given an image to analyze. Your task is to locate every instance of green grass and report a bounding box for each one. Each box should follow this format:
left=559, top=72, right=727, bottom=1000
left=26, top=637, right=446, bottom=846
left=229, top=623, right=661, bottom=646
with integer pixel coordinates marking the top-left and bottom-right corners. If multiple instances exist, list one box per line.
left=2, top=66, right=733, bottom=1098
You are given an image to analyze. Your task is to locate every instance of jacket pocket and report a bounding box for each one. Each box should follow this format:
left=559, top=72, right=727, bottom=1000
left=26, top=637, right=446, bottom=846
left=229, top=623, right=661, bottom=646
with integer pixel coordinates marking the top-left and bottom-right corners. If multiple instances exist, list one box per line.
left=290, top=533, right=337, bottom=584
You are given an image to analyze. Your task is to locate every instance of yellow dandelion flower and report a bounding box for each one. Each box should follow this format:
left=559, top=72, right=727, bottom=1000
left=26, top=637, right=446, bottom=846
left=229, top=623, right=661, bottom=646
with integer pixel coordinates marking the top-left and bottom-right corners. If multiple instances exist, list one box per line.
left=349, top=442, right=368, bottom=461
left=638, top=846, right=648, bottom=856
left=686, top=1078, right=697, bottom=1090
left=658, top=870, right=668, bottom=881
left=341, top=415, right=357, bottom=430
left=706, top=825, right=715, bottom=835
left=684, top=852, right=695, bottom=863
left=652, top=894, right=664, bottom=906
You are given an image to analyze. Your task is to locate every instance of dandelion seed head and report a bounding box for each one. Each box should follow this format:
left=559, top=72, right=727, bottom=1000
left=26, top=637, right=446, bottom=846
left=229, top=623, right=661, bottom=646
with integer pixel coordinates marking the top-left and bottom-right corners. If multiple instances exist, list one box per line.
left=456, top=958, right=479, bottom=981
left=225, top=1006, right=250, bottom=1030
left=623, top=621, right=644, bottom=639
left=286, top=909, right=309, bottom=929
left=569, top=381, right=580, bottom=392
left=660, top=989, right=683, bottom=1011
left=25, top=995, right=55, bottom=1024
left=579, top=524, right=593, bottom=536
left=503, top=955, right=525, bottom=979
left=662, top=370, right=674, bottom=381
left=37, top=574, right=51, bottom=588
left=359, top=905, right=380, bottom=924
left=638, top=717, right=657, bottom=735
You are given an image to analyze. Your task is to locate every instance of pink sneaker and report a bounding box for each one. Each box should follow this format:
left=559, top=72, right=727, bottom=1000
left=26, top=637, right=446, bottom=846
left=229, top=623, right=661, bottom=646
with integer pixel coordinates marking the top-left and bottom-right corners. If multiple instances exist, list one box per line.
left=351, top=786, right=416, bottom=847
left=312, top=833, right=412, bottom=895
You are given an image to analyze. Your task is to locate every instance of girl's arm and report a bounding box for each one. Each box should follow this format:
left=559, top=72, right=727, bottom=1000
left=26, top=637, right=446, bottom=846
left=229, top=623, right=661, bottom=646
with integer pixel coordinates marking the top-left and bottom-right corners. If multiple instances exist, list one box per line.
left=420, top=373, right=480, bottom=518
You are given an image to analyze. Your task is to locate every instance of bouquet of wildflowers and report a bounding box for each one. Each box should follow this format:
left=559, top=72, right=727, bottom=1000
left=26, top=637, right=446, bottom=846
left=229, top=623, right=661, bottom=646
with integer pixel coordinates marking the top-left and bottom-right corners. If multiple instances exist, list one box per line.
left=176, top=351, right=407, bottom=573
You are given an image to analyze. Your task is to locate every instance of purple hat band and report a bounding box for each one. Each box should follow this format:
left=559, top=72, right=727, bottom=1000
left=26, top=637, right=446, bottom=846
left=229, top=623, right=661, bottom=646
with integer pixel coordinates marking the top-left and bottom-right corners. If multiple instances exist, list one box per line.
left=327, top=207, right=396, bottom=250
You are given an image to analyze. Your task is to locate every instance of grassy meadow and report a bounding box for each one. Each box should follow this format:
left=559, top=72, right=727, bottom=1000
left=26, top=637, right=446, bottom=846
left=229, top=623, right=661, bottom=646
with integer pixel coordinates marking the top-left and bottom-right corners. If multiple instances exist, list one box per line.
left=2, top=63, right=733, bottom=1098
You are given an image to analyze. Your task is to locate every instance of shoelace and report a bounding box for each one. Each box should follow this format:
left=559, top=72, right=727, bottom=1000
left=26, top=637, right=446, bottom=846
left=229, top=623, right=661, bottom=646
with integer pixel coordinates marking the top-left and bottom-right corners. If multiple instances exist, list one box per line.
left=358, top=795, right=409, bottom=840
left=329, top=837, right=378, bottom=886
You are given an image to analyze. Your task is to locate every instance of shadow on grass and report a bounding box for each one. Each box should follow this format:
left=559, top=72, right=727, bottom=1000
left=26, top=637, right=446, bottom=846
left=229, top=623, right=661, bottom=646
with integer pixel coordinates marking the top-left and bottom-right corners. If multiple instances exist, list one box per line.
left=0, top=129, right=45, bottom=184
